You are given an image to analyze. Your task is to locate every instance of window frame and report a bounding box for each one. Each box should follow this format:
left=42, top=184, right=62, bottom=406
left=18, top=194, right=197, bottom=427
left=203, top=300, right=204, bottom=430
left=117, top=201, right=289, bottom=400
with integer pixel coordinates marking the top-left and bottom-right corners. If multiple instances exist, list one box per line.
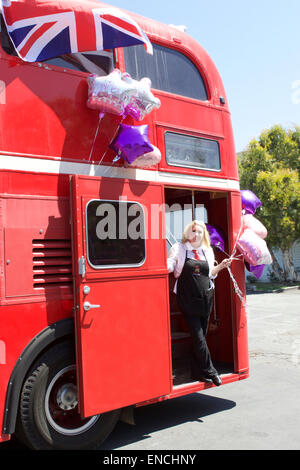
left=85, top=199, right=147, bottom=270
left=164, top=131, right=222, bottom=172
left=122, top=41, right=209, bottom=102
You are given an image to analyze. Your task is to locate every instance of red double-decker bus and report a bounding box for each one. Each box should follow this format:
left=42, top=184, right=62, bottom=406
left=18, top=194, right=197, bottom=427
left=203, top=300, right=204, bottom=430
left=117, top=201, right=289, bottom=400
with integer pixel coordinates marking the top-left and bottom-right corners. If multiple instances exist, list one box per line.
left=0, top=2, right=248, bottom=450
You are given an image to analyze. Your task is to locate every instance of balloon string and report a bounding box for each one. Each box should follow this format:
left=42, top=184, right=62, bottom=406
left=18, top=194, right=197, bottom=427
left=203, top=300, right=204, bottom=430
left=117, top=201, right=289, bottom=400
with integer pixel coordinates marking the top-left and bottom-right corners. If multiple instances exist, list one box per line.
left=88, top=114, right=103, bottom=162
left=227, top=266, right=246, bottom=308
left=98, top=115, right=124, bottom=166
left=229, top=218, right=247, bottom=308
left=217, top=217, right=246, bottom=308
left=232, top=213, right=244, bottom=255
left=97, top=148, right=108, bottom=166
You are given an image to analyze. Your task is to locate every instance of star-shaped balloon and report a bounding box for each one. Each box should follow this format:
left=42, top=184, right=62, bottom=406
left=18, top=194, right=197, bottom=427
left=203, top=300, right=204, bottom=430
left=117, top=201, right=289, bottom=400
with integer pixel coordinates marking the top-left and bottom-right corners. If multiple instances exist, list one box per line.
left=110, top=124, right=154, bottom=164
left=122, top=74, right=161, bottom=121
left=86, top=69, right=137, bottom=116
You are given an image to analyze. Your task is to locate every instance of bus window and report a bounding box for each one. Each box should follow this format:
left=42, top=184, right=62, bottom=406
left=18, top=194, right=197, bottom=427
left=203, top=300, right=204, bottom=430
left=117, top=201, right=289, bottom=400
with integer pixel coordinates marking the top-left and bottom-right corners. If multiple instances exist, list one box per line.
left=165, top=132, right=221, bottom=171
left=44, top=51, right=114, bottom=75
left=86, top=200, right=146, bottom=268
left=123, top=43, right=208, bottom=101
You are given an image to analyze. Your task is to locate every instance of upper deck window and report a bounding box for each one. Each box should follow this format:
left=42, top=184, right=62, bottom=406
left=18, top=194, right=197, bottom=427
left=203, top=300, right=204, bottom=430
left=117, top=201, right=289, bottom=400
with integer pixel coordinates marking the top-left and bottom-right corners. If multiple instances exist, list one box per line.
left=123, top=44, right=208, bottom=101
left=43, top=50, right=114, bottom=75
left=165, top=132, right=221, bottom=171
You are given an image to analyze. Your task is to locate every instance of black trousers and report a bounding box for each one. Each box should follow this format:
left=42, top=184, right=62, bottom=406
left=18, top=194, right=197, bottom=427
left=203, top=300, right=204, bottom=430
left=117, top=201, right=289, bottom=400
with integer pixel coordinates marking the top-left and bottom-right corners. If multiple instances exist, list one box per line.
left=183, top=311, right=217, bottom=377
left=176, top=257, right=216, bottom=377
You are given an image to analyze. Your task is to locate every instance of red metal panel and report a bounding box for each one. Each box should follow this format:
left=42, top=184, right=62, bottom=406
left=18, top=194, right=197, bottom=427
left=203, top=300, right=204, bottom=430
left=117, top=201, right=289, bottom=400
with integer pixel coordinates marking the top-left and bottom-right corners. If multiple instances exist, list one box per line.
left=2, top=194, right=72, bottom=303
left=71, top=175, right=172, bottom=417
left=5, top=228, right=34, bottom=297
left=0, top=170, right=75, bottom=436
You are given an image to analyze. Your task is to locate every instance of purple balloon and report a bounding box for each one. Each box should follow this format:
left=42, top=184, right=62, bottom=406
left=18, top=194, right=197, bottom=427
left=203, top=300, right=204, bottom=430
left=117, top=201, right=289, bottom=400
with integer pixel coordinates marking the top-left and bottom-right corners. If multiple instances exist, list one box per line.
left=206, top=224, right=225, bottom=252
left=245, top=262, right=266, bottom=279
left=241, top=190, right=262, bottom=215
left=110, top=124, right=154, bottom=164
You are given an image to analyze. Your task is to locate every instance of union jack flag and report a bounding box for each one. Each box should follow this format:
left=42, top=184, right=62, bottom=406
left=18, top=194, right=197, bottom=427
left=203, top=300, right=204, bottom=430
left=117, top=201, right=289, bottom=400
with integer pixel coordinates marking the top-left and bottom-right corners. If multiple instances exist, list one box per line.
left=1, top=0, right=153, bottom=62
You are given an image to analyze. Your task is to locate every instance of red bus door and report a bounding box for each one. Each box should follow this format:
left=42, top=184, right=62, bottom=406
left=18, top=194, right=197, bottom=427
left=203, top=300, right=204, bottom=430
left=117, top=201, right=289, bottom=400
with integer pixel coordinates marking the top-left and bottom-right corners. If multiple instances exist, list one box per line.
left=71, top=174, right=172, bottom=418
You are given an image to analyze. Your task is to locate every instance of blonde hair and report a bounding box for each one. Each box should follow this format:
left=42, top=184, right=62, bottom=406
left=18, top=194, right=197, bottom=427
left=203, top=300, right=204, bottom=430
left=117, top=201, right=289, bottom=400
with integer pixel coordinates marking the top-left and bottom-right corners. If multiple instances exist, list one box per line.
left=182, top=220, right=211, bottom=249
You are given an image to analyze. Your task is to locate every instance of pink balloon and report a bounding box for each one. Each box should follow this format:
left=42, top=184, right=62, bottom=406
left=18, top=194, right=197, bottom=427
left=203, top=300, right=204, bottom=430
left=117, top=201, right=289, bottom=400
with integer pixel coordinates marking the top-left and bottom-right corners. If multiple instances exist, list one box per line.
left=124, top=145, right=161, bottom=168
left=86, top=69, right=137, bottom=116
left=243, top=214, right=268, bottom=239
left=237, top=229, right=272, bottom=266
left=122, top=74, right=161, bottom=121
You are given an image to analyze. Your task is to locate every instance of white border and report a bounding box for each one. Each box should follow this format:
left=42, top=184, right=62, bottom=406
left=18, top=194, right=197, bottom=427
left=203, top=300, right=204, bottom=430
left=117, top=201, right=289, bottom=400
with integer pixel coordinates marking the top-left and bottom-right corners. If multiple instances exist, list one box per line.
left=0, top=154, right=240, bottom=191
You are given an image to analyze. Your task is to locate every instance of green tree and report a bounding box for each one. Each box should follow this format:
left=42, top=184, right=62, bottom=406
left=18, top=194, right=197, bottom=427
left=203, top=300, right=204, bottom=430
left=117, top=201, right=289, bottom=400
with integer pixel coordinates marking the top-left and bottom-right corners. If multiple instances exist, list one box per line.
left=238, top=125, right=300, bottom=282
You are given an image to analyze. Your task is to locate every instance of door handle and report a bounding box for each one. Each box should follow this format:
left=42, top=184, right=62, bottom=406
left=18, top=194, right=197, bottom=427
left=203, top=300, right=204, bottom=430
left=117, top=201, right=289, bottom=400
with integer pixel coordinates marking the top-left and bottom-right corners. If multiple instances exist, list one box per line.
left=83, top=301, right=101, bottom=311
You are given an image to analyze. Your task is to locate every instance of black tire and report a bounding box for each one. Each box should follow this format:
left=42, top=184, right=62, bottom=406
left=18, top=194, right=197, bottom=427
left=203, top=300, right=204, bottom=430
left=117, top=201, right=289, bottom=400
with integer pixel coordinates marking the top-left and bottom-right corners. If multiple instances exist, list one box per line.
left=15, top=341, right=120, bottom=450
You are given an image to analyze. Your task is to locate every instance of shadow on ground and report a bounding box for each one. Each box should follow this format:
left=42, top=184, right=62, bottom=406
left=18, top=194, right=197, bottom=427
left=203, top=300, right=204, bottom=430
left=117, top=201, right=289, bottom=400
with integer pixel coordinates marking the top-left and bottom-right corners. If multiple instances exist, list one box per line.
left=1, top=393, right=236, bottom=451
left=100, top=392, right=236, bottom=450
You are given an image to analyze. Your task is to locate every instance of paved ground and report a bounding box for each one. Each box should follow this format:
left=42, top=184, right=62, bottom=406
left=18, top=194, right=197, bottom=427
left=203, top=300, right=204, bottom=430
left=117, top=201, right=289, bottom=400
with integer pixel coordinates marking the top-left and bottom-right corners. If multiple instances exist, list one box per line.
left=100, top=289, right=300, bottom=451
left=1, top=289, right=300, bottom=451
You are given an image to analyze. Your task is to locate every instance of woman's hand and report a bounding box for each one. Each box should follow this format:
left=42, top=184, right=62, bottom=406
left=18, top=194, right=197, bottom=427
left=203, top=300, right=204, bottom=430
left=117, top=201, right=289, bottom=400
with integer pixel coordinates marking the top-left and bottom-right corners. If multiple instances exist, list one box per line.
left=211, top=258, right=232, bottom=277
left=219, top=258, right=232, bottom=270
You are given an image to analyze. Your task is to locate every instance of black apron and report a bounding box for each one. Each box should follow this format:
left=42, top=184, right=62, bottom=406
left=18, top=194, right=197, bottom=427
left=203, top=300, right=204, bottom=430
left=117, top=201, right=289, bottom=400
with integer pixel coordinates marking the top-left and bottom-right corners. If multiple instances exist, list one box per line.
left=177, top=253, right=214, bottom=319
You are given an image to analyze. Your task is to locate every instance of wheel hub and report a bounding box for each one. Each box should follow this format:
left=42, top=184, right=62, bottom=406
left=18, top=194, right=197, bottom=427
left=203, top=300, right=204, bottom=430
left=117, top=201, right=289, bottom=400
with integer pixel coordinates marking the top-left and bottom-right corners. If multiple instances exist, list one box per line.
left=56, top=383, right=78, bottom=410
left=45, top=365, right=99, bottom=435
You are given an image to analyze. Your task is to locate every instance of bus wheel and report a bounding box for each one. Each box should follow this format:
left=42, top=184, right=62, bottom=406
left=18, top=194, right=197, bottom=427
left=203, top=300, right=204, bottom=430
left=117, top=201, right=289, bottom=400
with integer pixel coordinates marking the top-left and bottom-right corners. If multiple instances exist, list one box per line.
left=15, top=341, right=120, bottom=450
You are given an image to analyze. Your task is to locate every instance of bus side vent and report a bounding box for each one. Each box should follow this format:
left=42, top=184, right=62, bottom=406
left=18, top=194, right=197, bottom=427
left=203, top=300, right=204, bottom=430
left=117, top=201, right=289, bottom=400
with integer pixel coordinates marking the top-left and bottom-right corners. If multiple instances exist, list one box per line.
left=33, top=239, right=73, bottom=289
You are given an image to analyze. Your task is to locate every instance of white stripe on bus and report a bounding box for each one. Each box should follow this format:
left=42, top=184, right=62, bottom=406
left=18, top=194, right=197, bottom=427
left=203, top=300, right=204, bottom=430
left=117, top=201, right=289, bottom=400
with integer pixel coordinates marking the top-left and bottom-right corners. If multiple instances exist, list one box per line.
left=0, top=154, right=240, bottom=190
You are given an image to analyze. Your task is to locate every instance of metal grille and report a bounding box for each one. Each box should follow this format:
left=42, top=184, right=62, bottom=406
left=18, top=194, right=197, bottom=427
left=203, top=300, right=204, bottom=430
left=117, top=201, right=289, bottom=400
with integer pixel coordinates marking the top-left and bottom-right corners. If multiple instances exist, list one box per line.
left=33, top=239, right=72, bottom=289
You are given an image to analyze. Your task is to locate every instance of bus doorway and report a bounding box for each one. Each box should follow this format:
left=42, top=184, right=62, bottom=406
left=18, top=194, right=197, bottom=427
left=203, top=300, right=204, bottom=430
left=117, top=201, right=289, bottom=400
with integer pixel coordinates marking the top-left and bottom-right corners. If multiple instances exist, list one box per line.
left=164, top=187, right=235, bottom=387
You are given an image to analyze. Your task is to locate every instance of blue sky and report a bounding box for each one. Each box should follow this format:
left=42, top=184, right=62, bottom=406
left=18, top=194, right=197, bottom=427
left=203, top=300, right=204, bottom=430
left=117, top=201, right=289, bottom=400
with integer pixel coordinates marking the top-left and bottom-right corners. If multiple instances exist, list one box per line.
left=110, top=0, right=300, bottom=153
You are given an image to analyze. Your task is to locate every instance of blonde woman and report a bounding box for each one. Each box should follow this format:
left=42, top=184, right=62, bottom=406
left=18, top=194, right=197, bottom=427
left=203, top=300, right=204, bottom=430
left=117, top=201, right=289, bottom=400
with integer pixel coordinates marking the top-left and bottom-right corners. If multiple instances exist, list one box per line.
left=167, top=220, right=231, bottom=386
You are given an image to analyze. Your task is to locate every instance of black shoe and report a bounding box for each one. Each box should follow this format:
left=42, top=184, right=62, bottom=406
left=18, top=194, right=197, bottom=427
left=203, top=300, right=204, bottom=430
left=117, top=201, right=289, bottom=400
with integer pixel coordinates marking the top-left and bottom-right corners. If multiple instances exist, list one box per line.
left=209, top=374, right=222, bottom=386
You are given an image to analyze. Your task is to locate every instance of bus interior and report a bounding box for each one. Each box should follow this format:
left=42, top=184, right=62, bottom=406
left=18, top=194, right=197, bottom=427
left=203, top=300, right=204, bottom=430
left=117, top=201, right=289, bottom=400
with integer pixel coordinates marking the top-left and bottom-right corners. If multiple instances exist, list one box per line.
left=164, top=187, right=235, bottom=387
